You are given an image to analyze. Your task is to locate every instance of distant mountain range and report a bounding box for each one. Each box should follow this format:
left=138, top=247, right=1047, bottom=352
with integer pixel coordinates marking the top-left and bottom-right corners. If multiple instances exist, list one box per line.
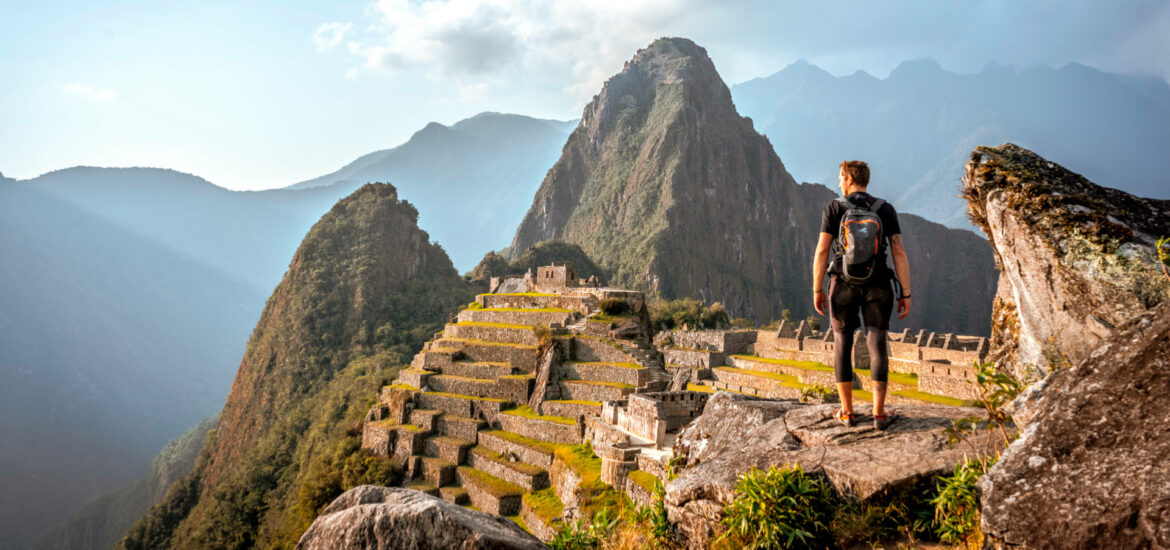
left=731, top=58, right=1170, bottom=228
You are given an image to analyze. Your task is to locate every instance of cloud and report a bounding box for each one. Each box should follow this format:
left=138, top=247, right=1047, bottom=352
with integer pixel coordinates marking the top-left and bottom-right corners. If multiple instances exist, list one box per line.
left=59, top=82, right=116, bottom=101
left=314, top=22, right=353, bottom=52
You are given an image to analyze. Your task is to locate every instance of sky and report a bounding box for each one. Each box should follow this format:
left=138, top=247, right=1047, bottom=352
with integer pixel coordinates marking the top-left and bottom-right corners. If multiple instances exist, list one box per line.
left=2, top=0, right=1168, bottom=191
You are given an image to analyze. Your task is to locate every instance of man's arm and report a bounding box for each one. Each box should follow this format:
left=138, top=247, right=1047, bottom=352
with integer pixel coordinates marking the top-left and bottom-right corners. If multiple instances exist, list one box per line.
left=889, top=234, right=911, bottom=319
left=813, top=232, right=834, bottom=315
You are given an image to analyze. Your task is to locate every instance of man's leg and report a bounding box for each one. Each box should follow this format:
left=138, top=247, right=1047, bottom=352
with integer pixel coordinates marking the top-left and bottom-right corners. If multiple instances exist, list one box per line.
left=833, top=329, right=855, bottom=414
left=866, top=327, right=889, bottom=416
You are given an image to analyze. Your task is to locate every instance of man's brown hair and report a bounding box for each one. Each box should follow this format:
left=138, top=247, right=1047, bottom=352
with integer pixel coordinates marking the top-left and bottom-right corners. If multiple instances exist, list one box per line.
left=839, top=160, right=870, bottom=187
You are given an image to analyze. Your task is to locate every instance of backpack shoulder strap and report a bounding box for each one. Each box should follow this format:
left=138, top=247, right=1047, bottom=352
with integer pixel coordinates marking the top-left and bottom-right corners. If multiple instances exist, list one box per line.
left=837, top=197, right=856, bottom=210
left=870, top=198, right=886, bottom=212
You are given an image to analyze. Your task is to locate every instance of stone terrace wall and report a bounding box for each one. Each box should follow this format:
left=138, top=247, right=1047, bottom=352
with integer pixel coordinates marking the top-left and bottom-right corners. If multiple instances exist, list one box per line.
left=568, top=335, right=638, bottom=364
left=664, top=330, right=757, bottom=353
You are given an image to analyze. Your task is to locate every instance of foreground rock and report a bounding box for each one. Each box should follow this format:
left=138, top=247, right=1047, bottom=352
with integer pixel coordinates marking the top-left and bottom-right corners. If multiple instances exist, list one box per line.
left=979, top=301, right=1170, bottom=549
left=962, top=143, right=1170, bottom=378
left=296, top=485, right=545, bottom=550
left=665, top=392, right=997, bottom=547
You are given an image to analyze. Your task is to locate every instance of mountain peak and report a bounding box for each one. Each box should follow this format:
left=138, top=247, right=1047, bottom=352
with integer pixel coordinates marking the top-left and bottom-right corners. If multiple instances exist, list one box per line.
left=889, top=58, right=945, bottom=80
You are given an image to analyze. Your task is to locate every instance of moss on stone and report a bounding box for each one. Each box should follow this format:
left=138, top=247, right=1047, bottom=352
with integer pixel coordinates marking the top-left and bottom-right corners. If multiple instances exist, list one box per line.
left=384, top=383, right=418, bottom=391
left=627, top=470, right=659, bottom=494
left=686, top=383, right=715, bottom=393
left=554, top=444, right=603, bottom=485
left=523, top=488, right=564, bottom=523
left=457, top=466, right=526, bottom=497
left=501, top=404, right=577, bottom=425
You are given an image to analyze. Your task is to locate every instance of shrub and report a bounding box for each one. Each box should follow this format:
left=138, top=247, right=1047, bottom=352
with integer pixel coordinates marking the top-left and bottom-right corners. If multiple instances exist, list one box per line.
left=599, top=297, right=632, bottom=316
left=804, top=315, right=822, bottom=331
left=932, top=457, right=993, bottom=549
left=1158, top=235, right=1170, bottom=281
left=649, top=298, right=730, bottom=331
left=718, top=465, right=834, bottom=549
left=549, top=508, right=617, bottom=550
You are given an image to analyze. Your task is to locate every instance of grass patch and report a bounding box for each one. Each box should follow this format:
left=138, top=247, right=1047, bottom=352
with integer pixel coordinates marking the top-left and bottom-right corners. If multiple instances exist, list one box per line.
left=441, top=337, right=536, bottom=350
left=627, top=470, right=659, bottom=494
left=562, top=380, right=636, bottom=389
left=731, top=355, right=833, bottom=372
left=422, top=391, right=508, bottom=403
left=555, top=444, right=603, bottom=484
left=499, top=374, right=534, bottom=380
left=457, top=466, right=525, bottom=497
left=384, top=383, right=418, bottom=391
left=506, top=514, right=532, bottom=534
left=714, top=366, right=805, bottom=386
left=483, top=430, right=565, bottom=455
left=856, top=368, right=919, bottom=387
left=893, top=389, right=967, bottom=407
left=452, top=321, right=535, bottom=330
left=471, top=446, right=546, bottom=476
left=687, top=383, right=715, bottom=393
left=543, top=399, right=603, bottom=406
left=502, top=404, right=577, bottom=425
left=406, top=479, right=437, bottom=491
left=590, top=313, right=632, bottom=325
left=476, top=307, right=573, bottom=313
left=523, top=488, right=565, bottom=523
left=567, top=361, right=643, bottom=369
left=479, top=292, right=558, bottom=297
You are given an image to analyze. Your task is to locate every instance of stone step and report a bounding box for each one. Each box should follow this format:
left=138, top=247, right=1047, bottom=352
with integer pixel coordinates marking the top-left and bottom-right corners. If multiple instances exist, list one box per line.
left=540, top=400, right=602, bottom=420
left=397, top=368, right=434, bottom=389
left=521, top=489, right=565, bottom=542
left=457, top=307, right=576, bottom=327
left=409, top=409, right=443, bottom=431
left=427, top=374, right=504, bottom=399
left=560, top=361, right=648, bottom=386
left=710, top=366, right=808, bottom=400
left=558, top=379, right=636, bottom=402
left=424, top=435, right=476, bottom=465
left=415, top=391, right=511, bottom=423
left=729, top=355, right=838, bottom=387
left=441, top=360, right=515, bottom=379
left=477, top=430, right=559, bottom=469
left=439, top=485, right=470, bottom=505
left=456, top=466, right=526, bottom=516
left=413, top=348, right=460, bottom=371
left=437, top=414, right=487, bottom=442
left=421, top=456, right=457, bottom=487
left=468, top=446, right=550, bottom=491
left=444, top=322, right=540, bottom=346
left=434, top=338, right=541, bottom=373
left=406, top=479, right=441, bottom=497
left=498, top=407, right=584, bottom=444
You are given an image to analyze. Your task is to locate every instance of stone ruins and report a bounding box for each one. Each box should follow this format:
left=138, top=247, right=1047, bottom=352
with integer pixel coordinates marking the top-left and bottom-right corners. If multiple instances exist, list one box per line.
left=359, top=263, right=988, bottom=540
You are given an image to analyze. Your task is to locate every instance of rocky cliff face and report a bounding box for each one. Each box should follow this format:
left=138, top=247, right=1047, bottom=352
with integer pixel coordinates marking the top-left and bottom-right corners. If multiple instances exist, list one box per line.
left=120, top=183, right=474, bottom=548
left=510, top=37, right=996, bottom=334
left=962, top=143, right=1170, bottom=377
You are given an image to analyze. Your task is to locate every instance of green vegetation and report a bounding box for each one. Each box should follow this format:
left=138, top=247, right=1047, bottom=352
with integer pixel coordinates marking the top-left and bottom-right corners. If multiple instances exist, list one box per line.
left=502, top=404, right=577, bottom=425
left=798, top=384, right=835, bottom=404
left=568, top=361, right=642, bottom=369
left=119, top=184, right=475, bottom=550
left=599, top=297, right=632, bottom=316
left=687, top=383, right=715, bottom=393
left=467, top=241, right=606, bottom=289
left=649, top=298, right=729, bottom=331
left=549, top=508, right=618, bottom=550
left=730, top=355, right=833, bottom=372
left=718, top=465, right=834, bottom=549
left=456, top=466, right=525, bottom=497
left=471, top=446, right=545, bottom=476
left=484, top=430, right=563, bottom=455
left=524, top=487, right=565, bottom=523
left=1158, top=236, right=1170, bottom=280
left=932, top=457, right=993, bottom=549
left=564, top=379, right=636, bottom=389
left=892, top=389, right=967, bottom=407
left=544, top=399, right=604, bottom=406
left=423, top=391, right=508, bottom=403
left=855, top=368, right=918, bottom=387
left=475, top=307, right=573, bottom=313
left=627, top=470, right=659, bottom=494
left=454, top=321, right=535, bottom=330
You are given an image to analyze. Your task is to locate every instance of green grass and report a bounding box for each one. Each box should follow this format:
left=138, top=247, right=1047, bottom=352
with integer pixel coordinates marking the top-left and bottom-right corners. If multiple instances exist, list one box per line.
left=451, top=321, right=535, bottom=330
left=562, top=379, right=636, bottom=389
left=713, top=366, right=805, bottom=387
left=471, top=446, right=546, bottom=476
left=523, top=488, right=565, bottom=523
left=730, top=354, right=834, bottom=372
left=422, top=391, right=508, bottom=403
left=440, top=337, right=537, bottom=350
left=502, top=404, right=577, bottom=425
left=687, top=383, right=715, bottom=393
left=475, top=307, right=573, bottom=313
left=566, top=361, right=643, bottom=369
left=499, top=374, right=535, bottom=380
left=396, top=424, right=428, bottom=434
left=407, top=480, right=437, bottom=491
left=483, top=430, right=565, bottom=455
left=543, top=399, right=603, bottom=407
left=627, top=470, right=659, bottom=494
left=457, top=466, right=526, bottom=497
left=384, top=383, right=418, bottom=391
left=590, top=313, right=632, bottom=324
left=892, top=389, right=967, bottom=407
left=506, top=514, right=532, bottom=534
left=479, top=292, right=558, bottom=297
left=855, top=368, right=919, bottom=387
left=554, top=444, right=603, bottom=484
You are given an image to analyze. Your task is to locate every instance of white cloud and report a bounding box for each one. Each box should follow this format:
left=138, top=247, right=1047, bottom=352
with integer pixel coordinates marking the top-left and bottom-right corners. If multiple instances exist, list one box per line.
left=60, top=82, right=116, bottom=101
left=314, top=22, right=353, bottom=52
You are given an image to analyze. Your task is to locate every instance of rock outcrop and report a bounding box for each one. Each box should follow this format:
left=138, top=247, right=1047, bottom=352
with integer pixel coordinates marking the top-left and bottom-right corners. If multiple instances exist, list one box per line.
left=509, top=37, right=997, bottom=334
left=962, top=143, right=1170, bottom=377
left=296, top=485, right=545, bottom=550
left=978, top=301, right=1170, bottom=549
left=664, top=392, right=998, bottom=547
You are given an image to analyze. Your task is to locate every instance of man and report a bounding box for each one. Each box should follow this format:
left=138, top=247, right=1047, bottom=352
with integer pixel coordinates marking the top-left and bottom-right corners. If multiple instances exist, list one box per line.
left=812, top=160, right=911, bottom=430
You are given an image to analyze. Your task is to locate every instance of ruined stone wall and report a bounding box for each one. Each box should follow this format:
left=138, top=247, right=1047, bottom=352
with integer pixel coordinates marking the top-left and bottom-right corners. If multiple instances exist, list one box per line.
left=568, top=335, right=638, bottom=364
left=667, top=330, right=757, bottom=353
left=477, top=294, right=593, bottom=315
left=498, top=412, right=582, bottom=444
left=663, top=348, right=723, bottom=368
left=918, top=362, right=980, bottom=400
left=457, top=309, right=575, bottom=326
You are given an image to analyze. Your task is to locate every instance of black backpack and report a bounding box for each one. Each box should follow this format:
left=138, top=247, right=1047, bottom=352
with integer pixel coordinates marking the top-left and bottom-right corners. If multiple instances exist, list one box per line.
left=833, top=197, right=886, bottom=284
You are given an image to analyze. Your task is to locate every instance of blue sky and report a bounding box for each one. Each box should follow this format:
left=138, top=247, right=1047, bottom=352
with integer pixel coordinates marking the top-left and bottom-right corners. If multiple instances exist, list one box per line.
left=2, top=0, right=1167, bottom=191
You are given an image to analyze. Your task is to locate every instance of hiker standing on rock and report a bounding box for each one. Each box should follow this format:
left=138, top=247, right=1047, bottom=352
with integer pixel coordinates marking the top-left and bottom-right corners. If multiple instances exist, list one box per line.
left=812, top=160, right=912, bottom=430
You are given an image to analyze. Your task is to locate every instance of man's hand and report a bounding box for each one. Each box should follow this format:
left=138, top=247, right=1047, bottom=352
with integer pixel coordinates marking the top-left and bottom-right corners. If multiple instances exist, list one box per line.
left=897, top=296, right=911, bottom=320
left=814, top=291, right=828, bottom=316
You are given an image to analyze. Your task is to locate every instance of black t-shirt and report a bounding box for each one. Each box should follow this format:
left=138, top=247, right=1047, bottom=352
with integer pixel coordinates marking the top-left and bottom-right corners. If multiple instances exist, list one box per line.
left=820, top=192, right=901, bottom=275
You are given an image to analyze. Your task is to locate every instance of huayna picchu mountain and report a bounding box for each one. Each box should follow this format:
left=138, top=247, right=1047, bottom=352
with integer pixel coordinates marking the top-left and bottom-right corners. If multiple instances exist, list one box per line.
left=509, top=37, right=997, bottom=335
left=119, top=183, right=475, bottom=549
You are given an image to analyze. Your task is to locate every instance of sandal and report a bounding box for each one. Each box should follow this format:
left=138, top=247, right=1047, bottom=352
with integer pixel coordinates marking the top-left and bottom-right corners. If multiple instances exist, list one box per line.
left=834, top=408, right=856, bottom=428
left=873, top=410, right=898, bottom=431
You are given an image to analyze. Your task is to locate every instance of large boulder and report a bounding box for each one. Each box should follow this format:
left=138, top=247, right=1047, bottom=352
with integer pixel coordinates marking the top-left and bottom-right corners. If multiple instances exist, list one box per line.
left=962, top=143, right=1170, bottom=379
left=296, top=485, right=545, bottom=550
left=665, top=394, right=997, bottom=547
left=978, top=301, right=1170, bottom=549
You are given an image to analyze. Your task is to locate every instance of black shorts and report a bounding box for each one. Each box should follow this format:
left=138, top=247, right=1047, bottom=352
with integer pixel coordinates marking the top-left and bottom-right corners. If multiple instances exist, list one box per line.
left=828, top=274, right=894, bottom=333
